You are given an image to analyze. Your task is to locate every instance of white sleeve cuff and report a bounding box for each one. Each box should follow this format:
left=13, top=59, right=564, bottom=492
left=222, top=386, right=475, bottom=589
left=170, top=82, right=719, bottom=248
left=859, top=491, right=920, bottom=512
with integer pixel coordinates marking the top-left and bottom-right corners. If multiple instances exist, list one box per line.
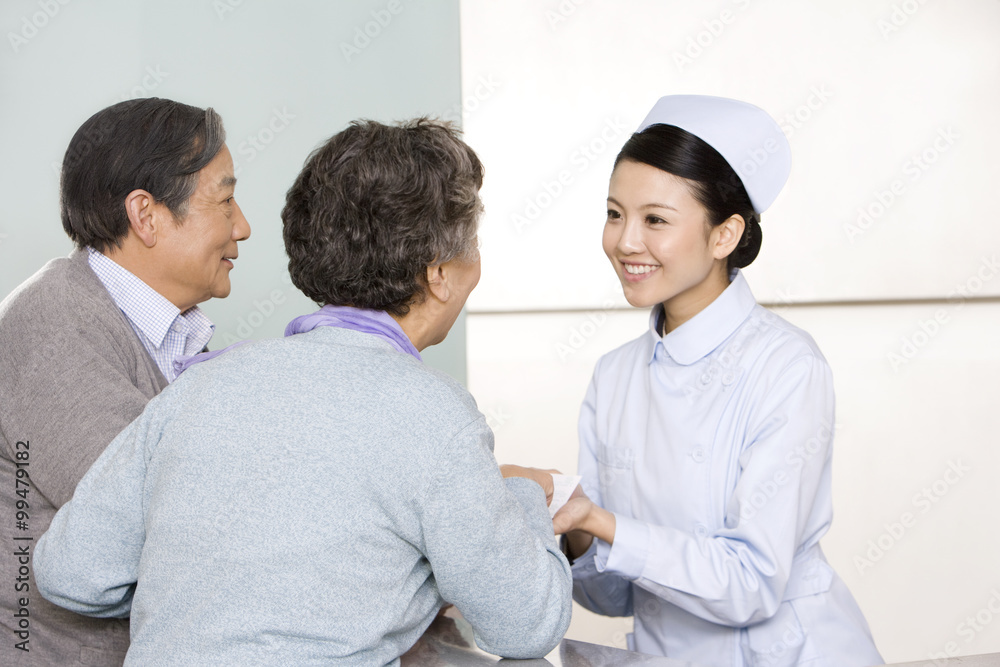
left=596, top=513, right=650, bottom=580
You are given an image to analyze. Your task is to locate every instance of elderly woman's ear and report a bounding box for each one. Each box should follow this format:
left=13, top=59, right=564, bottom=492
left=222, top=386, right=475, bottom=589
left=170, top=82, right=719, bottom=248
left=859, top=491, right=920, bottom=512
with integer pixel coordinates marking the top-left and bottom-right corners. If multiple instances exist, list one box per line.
left=424, top=263, right=452, bottom=303
left=424, top=255, right=481, bottom=307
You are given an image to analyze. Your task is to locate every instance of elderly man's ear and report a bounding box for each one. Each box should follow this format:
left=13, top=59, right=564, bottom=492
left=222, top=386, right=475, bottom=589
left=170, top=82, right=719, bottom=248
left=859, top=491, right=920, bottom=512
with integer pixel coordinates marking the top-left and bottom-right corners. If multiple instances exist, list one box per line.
left=124, top=189, right=165, bottom=248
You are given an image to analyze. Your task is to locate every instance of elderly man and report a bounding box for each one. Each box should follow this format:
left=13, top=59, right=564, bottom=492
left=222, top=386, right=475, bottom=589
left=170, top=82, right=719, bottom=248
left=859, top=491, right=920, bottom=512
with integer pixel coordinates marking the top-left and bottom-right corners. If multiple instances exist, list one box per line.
left=0, top=98, right=250, bottom=666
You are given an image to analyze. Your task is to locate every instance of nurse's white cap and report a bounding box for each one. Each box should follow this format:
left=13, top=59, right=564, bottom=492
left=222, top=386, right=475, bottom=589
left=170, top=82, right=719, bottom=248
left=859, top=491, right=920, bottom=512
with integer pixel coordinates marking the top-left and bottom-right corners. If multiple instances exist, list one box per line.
left=637, top=95, right=791, bottom=213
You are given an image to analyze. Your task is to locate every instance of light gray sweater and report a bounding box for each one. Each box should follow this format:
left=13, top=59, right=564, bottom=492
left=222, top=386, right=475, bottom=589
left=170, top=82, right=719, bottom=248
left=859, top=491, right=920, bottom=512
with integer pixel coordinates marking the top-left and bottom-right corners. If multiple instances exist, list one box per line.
left=1, top=249, right=167, bottom=666
left=34, top=326, right=573, bottom=665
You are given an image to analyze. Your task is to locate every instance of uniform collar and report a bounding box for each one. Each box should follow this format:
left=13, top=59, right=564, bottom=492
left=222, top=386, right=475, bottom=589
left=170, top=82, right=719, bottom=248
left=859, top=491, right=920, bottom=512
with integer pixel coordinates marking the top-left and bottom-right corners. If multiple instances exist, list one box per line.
left=647, top=270, right=757, bottom=366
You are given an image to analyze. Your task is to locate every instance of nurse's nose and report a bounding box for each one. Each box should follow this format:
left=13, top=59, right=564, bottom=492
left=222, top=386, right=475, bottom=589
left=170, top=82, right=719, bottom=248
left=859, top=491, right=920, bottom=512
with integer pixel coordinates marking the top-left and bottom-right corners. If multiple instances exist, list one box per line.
left=617, top=218, right=645, bottom=254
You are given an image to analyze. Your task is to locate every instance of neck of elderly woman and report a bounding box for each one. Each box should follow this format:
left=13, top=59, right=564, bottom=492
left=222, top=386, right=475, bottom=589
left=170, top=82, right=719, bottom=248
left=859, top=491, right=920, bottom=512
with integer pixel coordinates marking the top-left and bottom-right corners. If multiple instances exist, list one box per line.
left=392, top=257, right=479, bottom=352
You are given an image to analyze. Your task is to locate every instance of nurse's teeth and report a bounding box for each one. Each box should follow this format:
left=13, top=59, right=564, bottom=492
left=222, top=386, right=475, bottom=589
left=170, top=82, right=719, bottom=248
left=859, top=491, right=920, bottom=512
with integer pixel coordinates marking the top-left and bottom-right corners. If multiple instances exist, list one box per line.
left=624, top=264, right=656, bottom=274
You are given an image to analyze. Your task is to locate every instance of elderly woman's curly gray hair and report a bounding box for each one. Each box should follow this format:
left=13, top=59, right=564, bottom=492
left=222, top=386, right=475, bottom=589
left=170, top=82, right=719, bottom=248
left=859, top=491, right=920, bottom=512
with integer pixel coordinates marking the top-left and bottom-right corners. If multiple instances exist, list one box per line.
left=282, top=118, right=484, bottom=316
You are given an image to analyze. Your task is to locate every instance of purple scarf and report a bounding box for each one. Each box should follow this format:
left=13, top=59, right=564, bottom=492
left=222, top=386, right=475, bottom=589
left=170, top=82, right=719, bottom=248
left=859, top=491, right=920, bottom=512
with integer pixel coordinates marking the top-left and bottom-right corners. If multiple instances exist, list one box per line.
left=283, top=305, right=421, bottom=360
left=174, top=305, right=420, bottom=377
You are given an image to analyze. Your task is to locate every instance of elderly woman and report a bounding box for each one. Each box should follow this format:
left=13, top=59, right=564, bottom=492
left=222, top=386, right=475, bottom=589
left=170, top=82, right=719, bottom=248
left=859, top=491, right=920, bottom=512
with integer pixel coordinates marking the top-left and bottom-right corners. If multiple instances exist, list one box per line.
left=33, top=119, right=572, bottom=666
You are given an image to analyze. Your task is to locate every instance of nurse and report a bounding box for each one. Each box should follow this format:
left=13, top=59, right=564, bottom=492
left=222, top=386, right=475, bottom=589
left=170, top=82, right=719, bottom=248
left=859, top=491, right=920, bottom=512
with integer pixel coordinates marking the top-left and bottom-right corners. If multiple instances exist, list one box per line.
left=552, top=96, right=884, bottom=667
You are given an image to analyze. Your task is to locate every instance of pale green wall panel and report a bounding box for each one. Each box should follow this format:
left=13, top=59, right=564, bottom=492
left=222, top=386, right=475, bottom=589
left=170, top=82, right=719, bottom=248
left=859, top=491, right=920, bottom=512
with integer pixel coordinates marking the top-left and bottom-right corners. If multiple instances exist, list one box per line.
left=0, top=0, right=467, bottom=382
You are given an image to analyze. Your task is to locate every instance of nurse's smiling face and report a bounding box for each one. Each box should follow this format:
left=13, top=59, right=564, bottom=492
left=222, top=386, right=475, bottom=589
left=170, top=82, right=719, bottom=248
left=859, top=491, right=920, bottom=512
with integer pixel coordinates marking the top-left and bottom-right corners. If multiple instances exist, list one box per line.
left=603, top=159, right=737, bottom=333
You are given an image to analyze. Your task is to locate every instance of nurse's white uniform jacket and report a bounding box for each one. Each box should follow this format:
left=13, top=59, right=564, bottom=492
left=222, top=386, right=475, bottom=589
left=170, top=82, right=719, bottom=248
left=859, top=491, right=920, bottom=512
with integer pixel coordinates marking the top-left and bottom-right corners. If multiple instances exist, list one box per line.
left=572, top=271, right=883, bottom=667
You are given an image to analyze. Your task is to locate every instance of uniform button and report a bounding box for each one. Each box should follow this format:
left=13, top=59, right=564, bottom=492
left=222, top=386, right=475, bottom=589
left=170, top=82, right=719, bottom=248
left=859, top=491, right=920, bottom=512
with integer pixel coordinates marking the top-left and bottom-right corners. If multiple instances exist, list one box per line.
left=722, top=369, right=737, bottom=386
left=699, top=373, right=712, bottom=385
left=691, top=447, right=707, bottom=463
left=694, top=523, right=709, bottom=537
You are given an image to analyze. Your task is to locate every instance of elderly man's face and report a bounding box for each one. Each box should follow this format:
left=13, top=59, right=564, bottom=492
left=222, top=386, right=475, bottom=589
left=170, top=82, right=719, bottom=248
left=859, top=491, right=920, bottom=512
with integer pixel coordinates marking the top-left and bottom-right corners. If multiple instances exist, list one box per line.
left=155, top=145, right=251, bottom=311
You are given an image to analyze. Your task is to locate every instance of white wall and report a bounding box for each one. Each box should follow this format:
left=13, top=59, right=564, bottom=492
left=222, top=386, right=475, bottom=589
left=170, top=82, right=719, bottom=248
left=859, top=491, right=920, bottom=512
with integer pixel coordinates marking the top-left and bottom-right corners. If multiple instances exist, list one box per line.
left=460, top=1, right=1000, bottom=663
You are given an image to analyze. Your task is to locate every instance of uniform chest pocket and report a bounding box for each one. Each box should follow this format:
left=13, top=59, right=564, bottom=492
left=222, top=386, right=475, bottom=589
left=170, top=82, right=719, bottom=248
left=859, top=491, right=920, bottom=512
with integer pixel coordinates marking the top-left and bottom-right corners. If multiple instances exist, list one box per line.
left=596, top=442, right=633, bottom=515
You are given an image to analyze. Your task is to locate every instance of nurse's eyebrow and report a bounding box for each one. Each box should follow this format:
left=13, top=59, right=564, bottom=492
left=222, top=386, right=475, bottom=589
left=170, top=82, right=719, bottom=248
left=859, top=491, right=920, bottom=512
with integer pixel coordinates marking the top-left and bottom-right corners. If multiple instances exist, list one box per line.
left=219, top=175, right=237, bottom=188
left=641, top=202, right=678, bottom=211
left=607, top=196, right=678, bottom=212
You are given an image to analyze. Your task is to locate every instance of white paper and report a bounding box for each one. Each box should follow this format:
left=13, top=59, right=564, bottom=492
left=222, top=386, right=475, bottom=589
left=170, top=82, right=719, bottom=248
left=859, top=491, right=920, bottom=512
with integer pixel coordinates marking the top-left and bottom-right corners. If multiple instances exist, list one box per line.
left=548, top=474, right=582, bottom=518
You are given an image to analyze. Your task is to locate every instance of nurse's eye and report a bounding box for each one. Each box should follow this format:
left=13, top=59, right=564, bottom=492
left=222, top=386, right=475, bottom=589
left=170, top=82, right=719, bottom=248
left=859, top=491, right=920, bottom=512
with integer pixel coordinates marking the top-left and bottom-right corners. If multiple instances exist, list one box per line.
left=606, top=209, right=622, bottom=221
left=646, top=215, right=667, bottom=225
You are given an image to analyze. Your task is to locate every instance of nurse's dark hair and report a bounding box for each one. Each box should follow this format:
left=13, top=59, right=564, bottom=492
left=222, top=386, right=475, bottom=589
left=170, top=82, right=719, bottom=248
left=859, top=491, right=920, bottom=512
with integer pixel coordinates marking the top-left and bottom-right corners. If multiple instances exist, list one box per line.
left=282, top=118, right=483, bottom=316
left=614, top=124, right=761, bottom=270
left=61, top=97, right=226, bottom=251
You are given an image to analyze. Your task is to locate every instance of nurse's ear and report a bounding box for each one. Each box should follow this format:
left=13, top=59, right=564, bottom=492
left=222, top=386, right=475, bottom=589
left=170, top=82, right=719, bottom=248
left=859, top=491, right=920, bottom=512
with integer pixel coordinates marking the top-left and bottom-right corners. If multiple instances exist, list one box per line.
left=711, top=214, right=745, bottom=261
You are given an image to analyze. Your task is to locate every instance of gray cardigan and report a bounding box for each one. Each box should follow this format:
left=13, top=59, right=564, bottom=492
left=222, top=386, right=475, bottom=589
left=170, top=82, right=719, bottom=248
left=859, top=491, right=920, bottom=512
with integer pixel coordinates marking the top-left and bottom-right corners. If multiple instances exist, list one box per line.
left=0, top=249, right=167, bottom=666
left=34, top=327, right=573, bottom=665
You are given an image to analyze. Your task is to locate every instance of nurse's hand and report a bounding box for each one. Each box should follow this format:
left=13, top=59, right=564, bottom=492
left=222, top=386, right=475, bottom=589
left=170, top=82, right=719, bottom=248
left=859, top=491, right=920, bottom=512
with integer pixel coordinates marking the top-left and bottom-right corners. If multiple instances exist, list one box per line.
left=552, top=486, right=616, bottom=559
left=551, top=496, right=591, bottom=535
left=499, top=465, right=556, bottom=506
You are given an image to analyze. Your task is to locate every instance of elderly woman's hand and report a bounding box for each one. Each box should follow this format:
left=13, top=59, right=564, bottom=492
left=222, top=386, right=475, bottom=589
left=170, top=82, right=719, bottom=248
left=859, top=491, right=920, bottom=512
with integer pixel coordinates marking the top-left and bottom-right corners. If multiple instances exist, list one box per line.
left=499, top=465, right=557, bottom=506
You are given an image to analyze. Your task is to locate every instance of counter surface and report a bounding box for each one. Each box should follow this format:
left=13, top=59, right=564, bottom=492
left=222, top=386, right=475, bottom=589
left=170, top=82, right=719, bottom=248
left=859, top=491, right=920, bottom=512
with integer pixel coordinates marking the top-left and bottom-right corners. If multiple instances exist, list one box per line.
left=401, top=610, right=1000, bottom=666
left=400, top=610, right=706, bottom=666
